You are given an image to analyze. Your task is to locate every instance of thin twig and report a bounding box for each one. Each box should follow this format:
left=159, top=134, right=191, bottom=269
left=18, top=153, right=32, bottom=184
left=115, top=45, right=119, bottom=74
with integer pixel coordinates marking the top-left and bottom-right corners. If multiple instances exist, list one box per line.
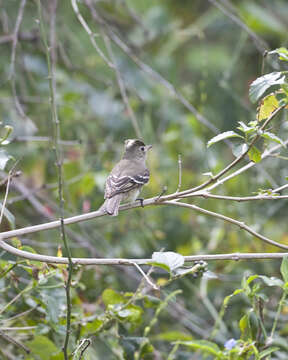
left=132, top=262, right=159, bottom=290
left=71, top=0, right=114, bottom=68
left=9, top=0, right=30, bottom=121
left=0, top=330, right=30, bottom=354
left=103, top=34, right=142, bottom=139
left=176, top=154, right=182, bottom=193
left=37, top=1, right=73, bottom=358
left=180, top=192, right=288, bottom=202
left=0, top=170, right=13, bottom=226
left=72, top=339, right=91, bottom=360
left=163, top=200, right=288, bottom=250
left=173, top=105, right=285, bottom=197
left=84, top=0, right=221, bottom=135
left=208, top=0, right=268, bottom=53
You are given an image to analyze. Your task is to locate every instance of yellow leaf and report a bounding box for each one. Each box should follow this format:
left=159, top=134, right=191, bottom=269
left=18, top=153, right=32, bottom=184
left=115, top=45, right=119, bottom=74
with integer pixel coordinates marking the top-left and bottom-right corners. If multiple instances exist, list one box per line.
left=257, top=94, right=279, bottom=121
left=57, top=245, right=63, bottom=257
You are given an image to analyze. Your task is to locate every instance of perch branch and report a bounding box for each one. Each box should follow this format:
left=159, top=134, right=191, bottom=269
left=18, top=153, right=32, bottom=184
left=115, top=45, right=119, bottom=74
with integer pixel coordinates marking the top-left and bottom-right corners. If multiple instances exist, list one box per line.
left=0, top=240, right=288, bottom=265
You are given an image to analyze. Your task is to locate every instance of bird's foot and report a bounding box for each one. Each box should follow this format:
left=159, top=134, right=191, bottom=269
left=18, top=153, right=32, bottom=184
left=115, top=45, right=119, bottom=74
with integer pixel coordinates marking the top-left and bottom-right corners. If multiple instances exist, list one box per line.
left=136, top=197, right=145, bottom=208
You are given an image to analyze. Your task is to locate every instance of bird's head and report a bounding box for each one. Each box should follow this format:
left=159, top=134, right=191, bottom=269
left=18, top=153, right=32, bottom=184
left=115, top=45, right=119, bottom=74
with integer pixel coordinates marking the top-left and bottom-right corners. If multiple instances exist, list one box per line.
left=123, top=139, right=152, bottom=160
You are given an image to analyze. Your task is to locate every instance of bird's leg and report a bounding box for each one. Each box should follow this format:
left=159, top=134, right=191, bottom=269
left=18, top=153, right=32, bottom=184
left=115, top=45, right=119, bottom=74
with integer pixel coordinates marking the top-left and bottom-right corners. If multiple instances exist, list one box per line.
left=136, top=197, right=145, bottom=208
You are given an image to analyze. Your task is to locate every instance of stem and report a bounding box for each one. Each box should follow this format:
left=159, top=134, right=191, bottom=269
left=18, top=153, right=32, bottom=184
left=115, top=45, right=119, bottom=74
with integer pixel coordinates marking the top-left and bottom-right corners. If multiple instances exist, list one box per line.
left=37, top=1, right=73, bottom=358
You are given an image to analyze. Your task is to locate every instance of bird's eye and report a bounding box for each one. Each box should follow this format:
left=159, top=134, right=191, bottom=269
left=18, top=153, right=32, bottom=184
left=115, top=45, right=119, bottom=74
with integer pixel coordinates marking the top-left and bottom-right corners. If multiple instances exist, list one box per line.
left=140, top=146, right=145, bottom=151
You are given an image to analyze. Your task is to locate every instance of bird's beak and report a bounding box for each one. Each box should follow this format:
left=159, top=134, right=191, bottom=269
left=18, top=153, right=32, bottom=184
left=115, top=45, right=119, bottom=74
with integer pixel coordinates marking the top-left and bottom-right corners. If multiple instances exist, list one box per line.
left=146, top=144, right=152, bottom=151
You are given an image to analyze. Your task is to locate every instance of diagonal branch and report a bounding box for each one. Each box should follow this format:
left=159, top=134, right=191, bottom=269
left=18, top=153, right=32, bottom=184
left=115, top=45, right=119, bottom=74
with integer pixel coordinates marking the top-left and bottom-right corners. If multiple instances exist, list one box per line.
left=162, top=200, right=288, bottom=250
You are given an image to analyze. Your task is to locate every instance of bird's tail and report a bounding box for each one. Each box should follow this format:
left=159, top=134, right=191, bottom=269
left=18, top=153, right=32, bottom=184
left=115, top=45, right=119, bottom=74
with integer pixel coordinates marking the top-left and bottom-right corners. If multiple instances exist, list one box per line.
left=99, top=194, right=123, bottom=216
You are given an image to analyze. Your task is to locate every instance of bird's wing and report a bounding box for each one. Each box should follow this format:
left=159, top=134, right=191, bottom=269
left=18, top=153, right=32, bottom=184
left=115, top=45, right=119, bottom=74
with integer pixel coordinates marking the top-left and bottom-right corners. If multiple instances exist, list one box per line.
left=104, top=169, right=150, bottom=199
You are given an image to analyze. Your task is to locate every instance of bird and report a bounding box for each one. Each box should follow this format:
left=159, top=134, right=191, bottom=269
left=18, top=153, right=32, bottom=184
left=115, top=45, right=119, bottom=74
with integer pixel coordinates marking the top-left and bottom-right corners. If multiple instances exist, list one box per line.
left=100, top=139, right=152, bottom=216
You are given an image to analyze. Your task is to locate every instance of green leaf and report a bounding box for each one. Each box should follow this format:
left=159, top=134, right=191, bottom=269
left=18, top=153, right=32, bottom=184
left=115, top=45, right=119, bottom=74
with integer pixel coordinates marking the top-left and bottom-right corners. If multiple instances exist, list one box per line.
left=26, top=336, right=58, bottom=360
left=258, top=275, right=284, bottom=287
left=280, top=257, right=288, bottom=283
left=78, top=172, right=95, bottom=196
left=262, top=132, right=286, bottom=147
left=0, top=125, right=13, bottom=144
left=117, top=304, right=143, bottom=323
left=153, top=331, right=193, bottom=341
left=102, top=288, right=125, bottom=307
left=120, top=337, right=153, bottom=360
left=150, top=252, right=184, bottom=273
left=237, top=121, right=256, bottom=134
left=239, top=314, right=250, bottom=339
left=0, top=149, right=12, bottom=170
left=143, top=295, right=161, bottom=308
left=249, top=72, right=286, bottom=103
left=207, top=131, right=243, bottom=148
left=259, top=346, right=280, bottom=358
left=248, top=146, right=262, bottom=163
left=269, top=47, right=288, bottom=62
left=81, top=318, right=103, bottom=336
left=176, top=340, right=221, bottom=357
left=257, top=94, right=279, bottom=121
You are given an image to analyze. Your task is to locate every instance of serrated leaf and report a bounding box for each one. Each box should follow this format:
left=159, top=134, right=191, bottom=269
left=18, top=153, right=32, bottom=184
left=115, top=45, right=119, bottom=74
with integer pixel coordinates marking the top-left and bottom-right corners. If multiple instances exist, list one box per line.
left=207, top=131, right=242, bottom=148
left=269, top=47, right=288, bottom=62
left=151, top=252, right=184, bottom=272
left=280, top=257, right=288, bottom=283
left=249, top=72, right=286, bottom=103
left=257, top=94, right=279, bottom=121
left=248, top=146, right=262, bottom=163
left=262, top=132, right=286, bottom=147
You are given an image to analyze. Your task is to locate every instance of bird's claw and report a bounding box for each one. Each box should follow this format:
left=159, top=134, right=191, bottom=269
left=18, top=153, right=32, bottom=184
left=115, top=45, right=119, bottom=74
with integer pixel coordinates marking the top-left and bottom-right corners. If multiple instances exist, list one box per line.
left=136, top=198, right=145, bottom=208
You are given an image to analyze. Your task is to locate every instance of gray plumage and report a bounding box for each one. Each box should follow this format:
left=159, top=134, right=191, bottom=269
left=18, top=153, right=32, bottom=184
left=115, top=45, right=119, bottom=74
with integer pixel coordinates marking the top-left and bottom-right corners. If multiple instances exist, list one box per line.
left=100, top=139, right=152, bottom=216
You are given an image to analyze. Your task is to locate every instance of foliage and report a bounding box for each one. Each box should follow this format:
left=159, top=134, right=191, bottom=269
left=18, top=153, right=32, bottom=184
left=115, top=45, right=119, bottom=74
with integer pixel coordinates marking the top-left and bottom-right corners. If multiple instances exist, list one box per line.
left=0, top=0, right=288, bottom=359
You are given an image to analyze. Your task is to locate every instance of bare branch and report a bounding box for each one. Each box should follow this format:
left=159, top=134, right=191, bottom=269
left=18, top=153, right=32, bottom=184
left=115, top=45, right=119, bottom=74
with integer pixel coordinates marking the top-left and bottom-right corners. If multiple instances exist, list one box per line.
left=163, top=200, right=288, bottom=250
left=176, top=154, right=182, bottom=193
left=0, top=330, right=30, bottom=354
left=103, top=34, right=142, bottom=139
left=84, top=0, right=221, bottom=135
left=132, top=262, right=159, bottom=290
left=208, top=0, right=268, bottom=53
left=71, top=0, right=114, bottom=68
left=1, top=240, right=288, bottom=266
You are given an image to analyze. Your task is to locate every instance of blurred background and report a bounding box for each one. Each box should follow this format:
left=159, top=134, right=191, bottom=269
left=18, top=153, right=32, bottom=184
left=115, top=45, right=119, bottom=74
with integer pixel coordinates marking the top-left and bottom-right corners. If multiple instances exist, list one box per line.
left=1, top=0, right=288, bottom=358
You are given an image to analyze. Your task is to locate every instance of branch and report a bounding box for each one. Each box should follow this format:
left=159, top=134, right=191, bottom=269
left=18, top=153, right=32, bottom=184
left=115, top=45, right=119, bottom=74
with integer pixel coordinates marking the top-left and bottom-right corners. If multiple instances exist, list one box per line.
left=208, top=0, right=268, bottom=53
left=163, top=200, right=288, bottom=250
left=70, top=0, right=114, bottom=68
left=1, top=240, right=288, bottom=265
left=84, top=0, right=221, bottom=135
left=103, top=34, right=142, bottom=139
left=38, top=1, right=73, bottom=358
left=175, top=105, right=285, bottom=197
